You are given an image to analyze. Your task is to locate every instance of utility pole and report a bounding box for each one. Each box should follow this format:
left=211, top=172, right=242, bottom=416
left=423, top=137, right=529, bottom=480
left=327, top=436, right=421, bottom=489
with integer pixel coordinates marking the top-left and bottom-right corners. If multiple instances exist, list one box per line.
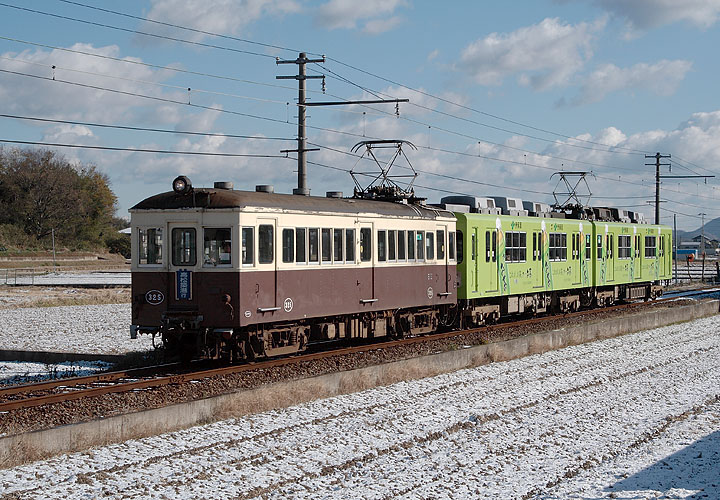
left=277, top=52, right=325, bottom=196
left=699, top=212, right=706, bottom=282
left=645, top=152, right=670, bottom=225
left=645, top=152, right=714, bottom=225
left=277, top=52, right=409, bottom=196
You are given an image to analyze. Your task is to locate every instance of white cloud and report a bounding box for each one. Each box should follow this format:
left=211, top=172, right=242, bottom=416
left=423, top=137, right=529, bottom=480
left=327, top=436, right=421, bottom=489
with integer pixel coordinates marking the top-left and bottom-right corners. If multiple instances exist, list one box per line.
left=459, top=17, right=606, bottom=90
left=589, top=0, right=720, bottom=30
left=143, top=0, right=301, bottom=41
left=363, top=16, right=404, bottom=35
left=569, top=59, right=692, bottom=105
left=315, top=0, right=408, bottom=33
left=0, top=43, right=178, bottom=123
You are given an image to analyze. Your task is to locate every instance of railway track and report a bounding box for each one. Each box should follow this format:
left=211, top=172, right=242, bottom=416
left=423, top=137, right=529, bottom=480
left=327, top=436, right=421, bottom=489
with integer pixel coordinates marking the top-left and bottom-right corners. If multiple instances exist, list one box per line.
left=0, top=293, right=701, bottom=414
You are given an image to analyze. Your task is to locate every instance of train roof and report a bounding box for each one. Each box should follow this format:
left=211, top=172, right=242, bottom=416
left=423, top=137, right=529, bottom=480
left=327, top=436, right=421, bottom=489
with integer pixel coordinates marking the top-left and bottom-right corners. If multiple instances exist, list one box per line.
left=130, top=187, right=453, bottom=219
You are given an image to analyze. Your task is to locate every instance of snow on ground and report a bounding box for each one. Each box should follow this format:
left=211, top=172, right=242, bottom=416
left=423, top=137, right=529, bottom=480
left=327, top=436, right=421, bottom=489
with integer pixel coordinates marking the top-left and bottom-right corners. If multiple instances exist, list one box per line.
left=0, top=360, right=113, bottom=386
left=0, top=304, right=154, bottom=355
left=1, top=314, right=718, bottom=499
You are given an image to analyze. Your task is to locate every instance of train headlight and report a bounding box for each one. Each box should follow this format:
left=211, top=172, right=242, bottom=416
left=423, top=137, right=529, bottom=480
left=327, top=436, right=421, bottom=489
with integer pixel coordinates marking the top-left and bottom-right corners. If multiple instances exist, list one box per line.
left=172, top=175, right=192, bottom=194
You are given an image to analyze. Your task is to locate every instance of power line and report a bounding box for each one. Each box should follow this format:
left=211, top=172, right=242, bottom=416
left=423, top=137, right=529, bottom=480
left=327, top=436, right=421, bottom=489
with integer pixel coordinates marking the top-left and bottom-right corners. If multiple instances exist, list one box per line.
left=0, top=55, right=290, bottom=106
left=4, top=2, right=659, bottom=159
left=0, top=2, right=275, bottom=59
left=55, top=0, right=302, bottom=55
left=0, top=139, right=290, bottom=158
left=0, top=36, right=304, bottom=94
left=0, top=114, right=294, bottom=142
left=3, top=66, right=716, bottom=205
left=0, top=67, right=292, bottom=126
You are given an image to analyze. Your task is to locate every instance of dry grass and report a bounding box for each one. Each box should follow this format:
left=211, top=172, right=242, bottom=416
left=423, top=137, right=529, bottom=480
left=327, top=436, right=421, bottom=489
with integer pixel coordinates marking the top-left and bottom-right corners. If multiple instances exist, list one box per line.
left=0, top=286, right=130, bottom=309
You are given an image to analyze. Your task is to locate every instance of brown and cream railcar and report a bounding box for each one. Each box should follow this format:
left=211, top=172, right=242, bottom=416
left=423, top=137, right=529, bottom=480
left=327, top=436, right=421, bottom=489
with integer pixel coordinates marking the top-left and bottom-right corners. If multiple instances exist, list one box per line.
left=130, top=179, right=458, bottom=359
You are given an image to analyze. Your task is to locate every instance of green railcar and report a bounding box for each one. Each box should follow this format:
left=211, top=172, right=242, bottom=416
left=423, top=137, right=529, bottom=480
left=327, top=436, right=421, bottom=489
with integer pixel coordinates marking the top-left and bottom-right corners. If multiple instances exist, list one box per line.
left=455, top=212, right=671, bottom=323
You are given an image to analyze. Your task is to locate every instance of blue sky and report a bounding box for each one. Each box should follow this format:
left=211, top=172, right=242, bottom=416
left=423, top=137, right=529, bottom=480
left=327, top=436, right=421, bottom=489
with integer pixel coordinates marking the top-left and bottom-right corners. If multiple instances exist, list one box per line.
left=1, top=0, right=720, bottom=230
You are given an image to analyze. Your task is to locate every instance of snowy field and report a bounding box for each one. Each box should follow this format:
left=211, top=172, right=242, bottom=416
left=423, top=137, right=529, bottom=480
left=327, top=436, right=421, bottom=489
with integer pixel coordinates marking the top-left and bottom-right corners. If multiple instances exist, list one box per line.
left=1, top=314, right=718, bottom=499
left=0, top=360, right=113, bottom=386
left=0, top=304, right=154, bottom=355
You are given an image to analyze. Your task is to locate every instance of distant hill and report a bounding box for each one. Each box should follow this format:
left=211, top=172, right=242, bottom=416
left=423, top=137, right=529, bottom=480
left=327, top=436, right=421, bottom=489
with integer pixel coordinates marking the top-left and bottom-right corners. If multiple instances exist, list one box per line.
left=677, top=216, right=720, bottom=242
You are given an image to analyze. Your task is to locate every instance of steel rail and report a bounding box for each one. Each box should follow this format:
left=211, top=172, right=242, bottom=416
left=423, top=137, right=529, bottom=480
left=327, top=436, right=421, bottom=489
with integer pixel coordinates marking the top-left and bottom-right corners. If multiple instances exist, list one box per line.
left=0, top=294, right=698, bottom=413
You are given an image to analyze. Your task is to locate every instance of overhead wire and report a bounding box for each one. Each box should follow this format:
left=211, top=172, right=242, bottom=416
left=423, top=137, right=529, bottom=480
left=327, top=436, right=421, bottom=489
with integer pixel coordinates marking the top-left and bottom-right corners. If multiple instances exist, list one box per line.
left=2, top=2, right=660, bottom=159
left=0, top=139, right=292, bottom=158
left=0, top=113, right=294, bottom=141
left=0, top=2, right=276, bottom=59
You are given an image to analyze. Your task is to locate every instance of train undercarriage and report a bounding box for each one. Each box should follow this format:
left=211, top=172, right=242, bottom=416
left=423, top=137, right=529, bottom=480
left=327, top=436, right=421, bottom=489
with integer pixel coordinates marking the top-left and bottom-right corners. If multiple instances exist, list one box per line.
left=147, top=282, right=663, bottom=362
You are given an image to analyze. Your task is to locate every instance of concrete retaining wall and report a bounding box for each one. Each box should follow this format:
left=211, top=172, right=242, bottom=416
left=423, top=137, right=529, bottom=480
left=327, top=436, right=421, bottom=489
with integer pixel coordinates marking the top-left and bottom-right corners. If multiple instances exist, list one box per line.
left=2, top=299, right=718, bottom=469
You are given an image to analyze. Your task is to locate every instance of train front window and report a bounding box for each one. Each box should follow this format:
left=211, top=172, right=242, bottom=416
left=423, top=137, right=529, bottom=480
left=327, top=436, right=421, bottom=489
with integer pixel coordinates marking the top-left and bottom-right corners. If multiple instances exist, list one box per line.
left=139, top=227, right=163, bottom=265
left=172, top=228, right=196, bottom=266
left=203, top=228, right=231, bottom=267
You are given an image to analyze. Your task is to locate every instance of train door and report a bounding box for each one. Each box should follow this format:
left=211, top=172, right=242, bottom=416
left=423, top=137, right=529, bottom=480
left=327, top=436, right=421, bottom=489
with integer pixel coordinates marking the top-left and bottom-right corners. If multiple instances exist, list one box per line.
left=255, top=218, right=278, bottom=313
left=358, top=222, right=375, bottom=304
left=634, top=234, right=642, bottom=280
left=167, top=222, right=199, bottom=305
left=659, top=233, right=667, bottom=276
left=532, top=230, right=543, bottom=288
left=438, top=225, right=450, bottom=295
left=606, top=233, right=615, bottom=281
left=484, top=228, right=498, bottom=292
left=573, top=232, right=581, bottom=285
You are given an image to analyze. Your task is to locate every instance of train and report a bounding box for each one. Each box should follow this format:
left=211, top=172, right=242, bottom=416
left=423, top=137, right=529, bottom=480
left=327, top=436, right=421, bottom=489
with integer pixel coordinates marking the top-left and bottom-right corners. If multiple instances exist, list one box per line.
left=129, top=176, right=672, bottom=360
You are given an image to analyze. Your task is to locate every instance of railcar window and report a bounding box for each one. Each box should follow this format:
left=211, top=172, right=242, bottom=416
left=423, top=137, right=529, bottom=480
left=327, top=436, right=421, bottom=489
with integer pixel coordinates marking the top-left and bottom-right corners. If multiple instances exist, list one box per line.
left=242, top=227, right=253, bottom=265
left=585, top=234, right=591, bottom=260
left=606, top=234, right=613, bottom=259
left=309, top=228, right=319, bottom=263
left=345, top=228, right=355, bottom=262
left=334, top=229, right=344, bottom=262
left=398, top=230, right=406, bottom=260
left=549, top=232, right=567, bottom=262
left=296, top=228, right=306, bottom=264
left=426, top=232, right=435, bottom=260
left=282, top=228, right=294, bottom=263
left=416, top=232, right=425, bottom=261
left=456, top=231, right=463, bottom=263
left=378, top=230, right=387, bottom=262
left=360, top=228, right=372, bottom=262
left=258, top=225, right=274, bottom=264
left=139, top=227, right=163, bottom=265
left=388, top=230, right=397, bottom=261
left=505, top=231, right=526, bottom=262
left=203, top=228, right=231, bottom=267
left=618, top=235, right=631, bottom=259
left=644, top=236, right=657, bottom=258
left=436, top=230, right=445, bottom=260
left=534, top=231, right=539, bottom=262
left=597, top=234, right=603, bottom=260
left=322, top=228, right=332, bottom=262
left=172, top=228, right=196, bottom=266
left=407, top=231, right=415, bottom=260
left=635, top=235, right=640, bottom=258
left=449, top=231, right=456, bottom=261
